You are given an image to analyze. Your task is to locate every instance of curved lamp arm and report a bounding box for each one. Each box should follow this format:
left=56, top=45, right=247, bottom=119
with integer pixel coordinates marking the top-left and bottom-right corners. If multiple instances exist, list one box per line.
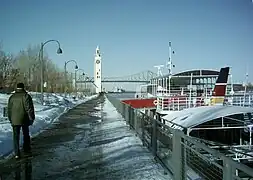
left=75, top=68, right=85, bottom=74
left=41, top=39, right=63, bottom=54
left=65, top=60, right=78, bottom=69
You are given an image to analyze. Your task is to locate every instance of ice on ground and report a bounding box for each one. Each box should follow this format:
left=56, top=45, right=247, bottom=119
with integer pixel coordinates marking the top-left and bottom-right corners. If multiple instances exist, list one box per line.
left=0, top=92, right=98, bottom=158
left=87, top=98, right=171, bottom=180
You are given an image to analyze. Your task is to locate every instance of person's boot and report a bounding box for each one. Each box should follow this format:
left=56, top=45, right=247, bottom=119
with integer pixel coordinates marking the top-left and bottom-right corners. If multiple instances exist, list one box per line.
left=15, top=154, right=20, bottom=160
left=14, top=149, right=21, bottom=160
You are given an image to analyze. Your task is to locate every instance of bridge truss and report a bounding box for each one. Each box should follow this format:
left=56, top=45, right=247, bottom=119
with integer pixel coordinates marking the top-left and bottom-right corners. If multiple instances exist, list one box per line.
left=76, top=70, right=158, bottom=83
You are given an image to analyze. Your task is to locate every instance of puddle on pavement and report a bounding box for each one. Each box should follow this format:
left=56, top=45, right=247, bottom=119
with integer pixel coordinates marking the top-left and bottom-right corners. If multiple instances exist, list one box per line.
left=75, top=124, right=90, bottom=129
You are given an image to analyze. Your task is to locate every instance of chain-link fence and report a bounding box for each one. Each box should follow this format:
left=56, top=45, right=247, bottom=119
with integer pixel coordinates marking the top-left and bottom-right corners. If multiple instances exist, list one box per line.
left=106, top=95, right=253, bottom=180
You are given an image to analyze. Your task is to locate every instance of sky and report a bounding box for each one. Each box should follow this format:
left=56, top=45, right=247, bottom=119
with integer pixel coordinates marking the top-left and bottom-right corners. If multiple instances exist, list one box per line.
left=0, top=0, right=253, bottom=84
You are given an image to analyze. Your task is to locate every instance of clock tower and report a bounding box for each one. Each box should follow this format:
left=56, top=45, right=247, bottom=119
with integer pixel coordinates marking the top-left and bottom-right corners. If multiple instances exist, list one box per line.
left=94, top=46, right=102, bottom=93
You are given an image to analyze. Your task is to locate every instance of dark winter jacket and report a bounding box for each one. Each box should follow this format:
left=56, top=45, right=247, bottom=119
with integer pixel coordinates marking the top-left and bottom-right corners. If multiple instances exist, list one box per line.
left=7, top=88, right=35, bottom=126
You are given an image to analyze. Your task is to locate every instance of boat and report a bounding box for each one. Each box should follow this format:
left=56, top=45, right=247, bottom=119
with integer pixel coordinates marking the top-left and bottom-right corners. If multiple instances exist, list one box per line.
left=121, top=63, right=253, bottom=177
left=121, top=66, right=231, bottom=112
left=156, top=98, right=253, bottom=178
left=120, top=41, right=253, bottom=178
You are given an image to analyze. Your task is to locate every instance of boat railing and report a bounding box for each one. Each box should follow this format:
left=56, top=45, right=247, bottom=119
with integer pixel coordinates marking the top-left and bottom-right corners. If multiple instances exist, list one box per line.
left=156, top=94, right=253, bottom=112
left=156, top=96, right=210, bottom=111
left=136, top=87, right=198, bottom=99
left=226, top=95, right=253, bottom=107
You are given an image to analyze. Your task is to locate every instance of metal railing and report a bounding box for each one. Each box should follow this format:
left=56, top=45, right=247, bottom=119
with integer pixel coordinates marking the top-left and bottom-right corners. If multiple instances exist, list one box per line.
left=106, top=95, right=253, bottom=180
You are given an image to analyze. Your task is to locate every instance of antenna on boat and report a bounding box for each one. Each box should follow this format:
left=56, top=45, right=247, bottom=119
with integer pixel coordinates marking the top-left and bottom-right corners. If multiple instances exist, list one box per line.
left=228, top=67, right=234, bottom=95
left=229, top=74, right=234, bottom=95
left=167, top=42, right=175, bottom=75
left=243, top=69, right=249, bottom=106
left=167, top=41, right=175, bottom=96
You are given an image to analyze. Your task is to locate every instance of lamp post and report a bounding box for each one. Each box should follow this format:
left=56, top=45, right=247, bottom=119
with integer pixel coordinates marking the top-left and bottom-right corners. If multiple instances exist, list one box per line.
left=64, top=60, right=78, bottom=97
left=40, top=40, right=63, bottom=105
left=77, top=72, right=86, bottom=94
left=75, top=68, right=86, bottom=97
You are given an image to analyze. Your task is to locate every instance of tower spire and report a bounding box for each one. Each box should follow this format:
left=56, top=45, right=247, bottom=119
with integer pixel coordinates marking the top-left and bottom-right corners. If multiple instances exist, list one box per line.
left=94, top=46, right=102, bottom=93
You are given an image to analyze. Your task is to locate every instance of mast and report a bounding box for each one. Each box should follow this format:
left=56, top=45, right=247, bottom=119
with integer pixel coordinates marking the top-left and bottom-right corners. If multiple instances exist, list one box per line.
left=154, top=65, right=164, bottom=95
left=168, top=42, right=172, bottom=75
left=243, top=71, right=249, bottom=106
left=167, top=41, right=175, bottom=96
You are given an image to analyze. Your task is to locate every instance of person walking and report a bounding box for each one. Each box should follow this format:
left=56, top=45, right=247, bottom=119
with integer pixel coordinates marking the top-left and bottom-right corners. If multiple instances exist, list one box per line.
left=7, top=83, right=35, bottom=159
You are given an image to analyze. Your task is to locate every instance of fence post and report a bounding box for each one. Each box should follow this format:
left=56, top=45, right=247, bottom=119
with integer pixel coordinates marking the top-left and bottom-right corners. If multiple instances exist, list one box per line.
left=128, top=106, right=133, bottom=129
left=119, top=101, right=123, bottom=115
left=132, top=107, right=135, bottom=130
left=127, top=105, right=131, bottom=126
left=122, top=103, right=126, bottom=119
left=151, top=117, right=157, bottom=156
left=156, top=112, right=162, bottom=128
left=223, top=158, right=234, bottom=180
left=132, top=109, right=137, bottom=131
left=125, top=104, right=128, bottom=124
left=172, top=129, right=185, bottom=180
left=141, top=113, right=145, bottom=146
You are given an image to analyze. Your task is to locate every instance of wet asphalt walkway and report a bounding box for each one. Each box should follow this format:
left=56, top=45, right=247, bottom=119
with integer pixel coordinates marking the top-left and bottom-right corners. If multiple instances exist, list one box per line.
left=0, top=95, right=170, bottom=180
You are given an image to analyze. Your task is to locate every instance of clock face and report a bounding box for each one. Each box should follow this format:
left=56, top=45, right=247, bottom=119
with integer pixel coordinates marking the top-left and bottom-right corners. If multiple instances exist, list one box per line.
left=96, top=60, right=100, bottom=64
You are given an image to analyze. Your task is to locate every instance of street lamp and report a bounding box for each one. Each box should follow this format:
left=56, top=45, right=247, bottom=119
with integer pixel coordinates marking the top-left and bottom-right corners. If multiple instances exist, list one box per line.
left=75, top=68, right=86, bottom=97
left=64, top=60, right=78, bottom=97
left=40, top=39, right=63, bottom=105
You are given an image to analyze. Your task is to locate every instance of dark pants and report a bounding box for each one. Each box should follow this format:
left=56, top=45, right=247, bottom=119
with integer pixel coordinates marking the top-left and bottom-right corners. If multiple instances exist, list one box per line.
left=12, top=125, right=31, bottom=156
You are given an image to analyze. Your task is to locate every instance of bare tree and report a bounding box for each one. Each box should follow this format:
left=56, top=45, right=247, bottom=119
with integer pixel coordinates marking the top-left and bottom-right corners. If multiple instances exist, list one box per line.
left=0, top=43, right=80, bottom=94
left=0, top=45, right=17, bottom=91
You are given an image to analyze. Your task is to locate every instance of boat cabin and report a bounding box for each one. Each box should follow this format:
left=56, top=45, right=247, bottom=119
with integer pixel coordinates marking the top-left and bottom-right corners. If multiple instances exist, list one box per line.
left=162, top=105, right=253, bottom=146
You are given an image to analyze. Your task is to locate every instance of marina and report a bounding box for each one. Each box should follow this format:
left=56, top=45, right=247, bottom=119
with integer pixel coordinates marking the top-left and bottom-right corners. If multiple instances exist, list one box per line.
left=109, top=42, right=253, bottom=179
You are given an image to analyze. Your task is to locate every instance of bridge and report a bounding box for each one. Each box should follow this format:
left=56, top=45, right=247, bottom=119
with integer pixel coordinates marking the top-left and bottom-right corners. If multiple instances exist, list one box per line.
left=74, top=47, right=164, bottom=92
left=76, top=70, right=158, bottom=83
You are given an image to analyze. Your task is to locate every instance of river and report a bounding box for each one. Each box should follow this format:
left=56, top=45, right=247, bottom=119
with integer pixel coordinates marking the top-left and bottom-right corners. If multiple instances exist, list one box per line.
left=106, top=92, right=136, bottom=100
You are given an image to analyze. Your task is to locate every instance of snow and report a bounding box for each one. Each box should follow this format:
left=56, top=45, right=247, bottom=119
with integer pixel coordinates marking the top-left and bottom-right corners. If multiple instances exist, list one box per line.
left=162, top=105, right=253, bottom=130
left=0, top=92, right=98, bottom=158
left=86, top=98, right=171, bottom=179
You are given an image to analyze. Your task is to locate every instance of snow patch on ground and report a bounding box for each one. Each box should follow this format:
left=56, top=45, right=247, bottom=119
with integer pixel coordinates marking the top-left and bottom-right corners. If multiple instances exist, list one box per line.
left=88, top=98, right=171, bottom=180
left=0, top=92, right=98, bottom=158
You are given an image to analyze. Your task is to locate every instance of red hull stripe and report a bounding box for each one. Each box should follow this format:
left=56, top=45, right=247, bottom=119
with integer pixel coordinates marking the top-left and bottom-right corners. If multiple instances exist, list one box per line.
left=213, top=85, right=226, bottom=96
left=122, top=98, right=156, bottom=109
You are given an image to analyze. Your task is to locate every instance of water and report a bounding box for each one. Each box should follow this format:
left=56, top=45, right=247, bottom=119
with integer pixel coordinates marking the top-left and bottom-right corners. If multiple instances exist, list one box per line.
left=107, top=93, right=135, bottom=100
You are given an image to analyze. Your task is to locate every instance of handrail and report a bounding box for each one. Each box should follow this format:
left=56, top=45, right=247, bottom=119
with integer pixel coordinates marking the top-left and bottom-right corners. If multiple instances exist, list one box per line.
left=156, top=94, right=253, bottom=112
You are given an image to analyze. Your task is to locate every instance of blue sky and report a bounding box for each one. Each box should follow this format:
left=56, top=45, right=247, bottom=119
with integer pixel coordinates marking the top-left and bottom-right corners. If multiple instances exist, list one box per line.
left=1, top=0, right=253, bottom=83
